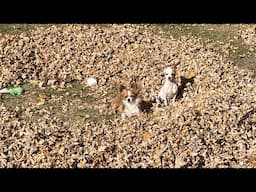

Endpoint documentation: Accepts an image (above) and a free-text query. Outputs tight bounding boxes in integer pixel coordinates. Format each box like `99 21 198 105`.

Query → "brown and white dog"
111 82 142 119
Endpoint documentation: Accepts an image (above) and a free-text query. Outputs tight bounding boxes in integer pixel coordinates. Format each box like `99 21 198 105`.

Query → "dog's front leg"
172 95 176 104
121 113 127 120
164 97 168 106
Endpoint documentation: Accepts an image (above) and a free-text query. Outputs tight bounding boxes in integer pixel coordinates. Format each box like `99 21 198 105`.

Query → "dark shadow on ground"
140 99 155 113
176 76 196 100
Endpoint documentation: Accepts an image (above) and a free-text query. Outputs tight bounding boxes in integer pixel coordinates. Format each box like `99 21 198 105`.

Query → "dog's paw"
121 113 127 120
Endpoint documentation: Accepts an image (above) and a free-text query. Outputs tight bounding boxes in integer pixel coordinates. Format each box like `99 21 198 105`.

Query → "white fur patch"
123 97 141 118
165 67 173 75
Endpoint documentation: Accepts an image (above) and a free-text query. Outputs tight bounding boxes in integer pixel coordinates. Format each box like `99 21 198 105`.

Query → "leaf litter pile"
0 24 255 168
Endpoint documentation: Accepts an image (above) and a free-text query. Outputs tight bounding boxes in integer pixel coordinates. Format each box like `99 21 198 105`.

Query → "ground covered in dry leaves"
0 24 255 168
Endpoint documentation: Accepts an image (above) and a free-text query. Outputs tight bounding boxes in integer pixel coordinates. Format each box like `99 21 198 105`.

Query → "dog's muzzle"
127 97 133 103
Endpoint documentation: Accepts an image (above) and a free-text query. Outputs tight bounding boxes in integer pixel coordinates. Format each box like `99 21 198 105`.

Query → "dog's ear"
130 82 139 89
156 62 166 71
130 75 138 83
161 64 166 71
130 82 137 89
172 64 178 74
130 82 141 94
119 85 126 92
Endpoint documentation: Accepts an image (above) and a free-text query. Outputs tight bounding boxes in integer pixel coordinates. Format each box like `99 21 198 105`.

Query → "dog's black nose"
127 98 131 102
168 76 172 80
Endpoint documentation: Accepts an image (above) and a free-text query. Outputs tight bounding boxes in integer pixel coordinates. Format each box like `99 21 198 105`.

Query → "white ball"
87 77 98 86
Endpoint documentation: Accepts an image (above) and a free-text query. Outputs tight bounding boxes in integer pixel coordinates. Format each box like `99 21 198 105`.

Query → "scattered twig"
238 108 256 127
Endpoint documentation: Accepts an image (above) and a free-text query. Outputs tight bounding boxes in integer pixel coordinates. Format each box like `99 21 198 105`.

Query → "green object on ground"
8 87 23 96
